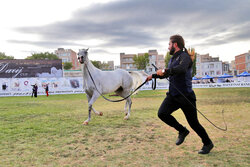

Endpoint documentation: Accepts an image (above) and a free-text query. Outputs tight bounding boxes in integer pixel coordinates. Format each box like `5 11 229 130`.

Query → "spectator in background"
2 83 7 90
210 78 215 83
45 84 49 97
31 84 38 97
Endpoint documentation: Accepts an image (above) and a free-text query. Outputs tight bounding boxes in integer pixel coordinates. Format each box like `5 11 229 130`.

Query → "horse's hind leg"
116 89 128 113
124 97 132 120
120 89 132 120
116 89 132 120
124 100 128 112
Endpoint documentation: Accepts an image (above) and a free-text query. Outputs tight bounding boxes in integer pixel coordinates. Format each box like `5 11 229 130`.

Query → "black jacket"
152 50 193 96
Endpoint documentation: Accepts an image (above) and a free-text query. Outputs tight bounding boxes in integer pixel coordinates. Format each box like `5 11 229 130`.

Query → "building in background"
120 50 165 73
55 48 81 70
120 53 137 70
63 70 83 77
144 50 165 73
196 53 222 77
222 61 230 74
229 60 237 76
235 51 250 74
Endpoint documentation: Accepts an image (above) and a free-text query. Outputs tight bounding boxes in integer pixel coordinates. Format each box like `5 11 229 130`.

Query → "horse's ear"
86 48 89 52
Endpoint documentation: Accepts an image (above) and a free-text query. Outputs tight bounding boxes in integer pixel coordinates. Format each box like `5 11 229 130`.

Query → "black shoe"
198 142 214 154
176 128 189 145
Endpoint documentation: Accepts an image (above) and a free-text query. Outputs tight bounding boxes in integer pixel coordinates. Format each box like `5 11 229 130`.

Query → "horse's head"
77 48 89 64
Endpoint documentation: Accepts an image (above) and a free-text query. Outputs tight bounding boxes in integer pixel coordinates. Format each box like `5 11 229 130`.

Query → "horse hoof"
124 116 129 120
99 112 103 116
83 121 89 125
125 113 128 116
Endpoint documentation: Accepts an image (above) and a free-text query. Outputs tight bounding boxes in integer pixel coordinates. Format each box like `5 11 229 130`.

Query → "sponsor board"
140 81 250 90
0 59 62 78
0 77 249 97
0 77 84 97
192 82 250 88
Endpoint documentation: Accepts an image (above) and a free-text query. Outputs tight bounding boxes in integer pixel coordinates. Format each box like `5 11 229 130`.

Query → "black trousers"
158 91 212 145
32 91 37 97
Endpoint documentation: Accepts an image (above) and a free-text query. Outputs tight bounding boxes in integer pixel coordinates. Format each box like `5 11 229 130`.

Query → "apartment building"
196 53 222 77
201 61 222 76
235 51 250 74
120 53 137 70
145 50 165 73
120 50 165 72
55 48 81 70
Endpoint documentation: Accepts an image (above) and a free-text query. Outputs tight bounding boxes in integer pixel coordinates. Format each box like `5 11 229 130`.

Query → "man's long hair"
170 34 195 61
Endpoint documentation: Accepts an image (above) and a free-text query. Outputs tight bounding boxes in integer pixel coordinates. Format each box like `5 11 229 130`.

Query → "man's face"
168 41 175 55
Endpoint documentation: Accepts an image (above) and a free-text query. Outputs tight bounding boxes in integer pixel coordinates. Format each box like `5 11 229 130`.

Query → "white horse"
78 48 135 125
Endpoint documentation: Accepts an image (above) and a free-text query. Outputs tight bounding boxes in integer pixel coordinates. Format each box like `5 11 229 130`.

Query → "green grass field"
0 88 249 167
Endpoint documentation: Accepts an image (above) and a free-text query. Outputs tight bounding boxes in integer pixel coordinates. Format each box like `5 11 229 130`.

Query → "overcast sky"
1 0 249 65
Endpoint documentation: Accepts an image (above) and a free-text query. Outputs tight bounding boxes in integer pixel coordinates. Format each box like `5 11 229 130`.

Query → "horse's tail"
129 71 147 95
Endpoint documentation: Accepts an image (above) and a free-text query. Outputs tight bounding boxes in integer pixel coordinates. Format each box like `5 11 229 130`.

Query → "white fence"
0 77 249 97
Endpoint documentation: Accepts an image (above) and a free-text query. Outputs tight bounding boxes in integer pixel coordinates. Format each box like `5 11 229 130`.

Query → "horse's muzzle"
78 56 84 64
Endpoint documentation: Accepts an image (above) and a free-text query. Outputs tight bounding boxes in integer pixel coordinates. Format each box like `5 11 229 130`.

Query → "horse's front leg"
83 91 100 125
86 93 103 116
92 107 103 116
83 104 92 125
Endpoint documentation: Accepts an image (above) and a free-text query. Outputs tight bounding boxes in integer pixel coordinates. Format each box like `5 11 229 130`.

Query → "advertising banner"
0 77 249 97
0 77 84 97
192 82 250 88
0 59 63 78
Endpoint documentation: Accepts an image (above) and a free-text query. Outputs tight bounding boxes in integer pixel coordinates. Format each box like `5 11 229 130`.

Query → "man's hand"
146 75 153 81
156 69 165 76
